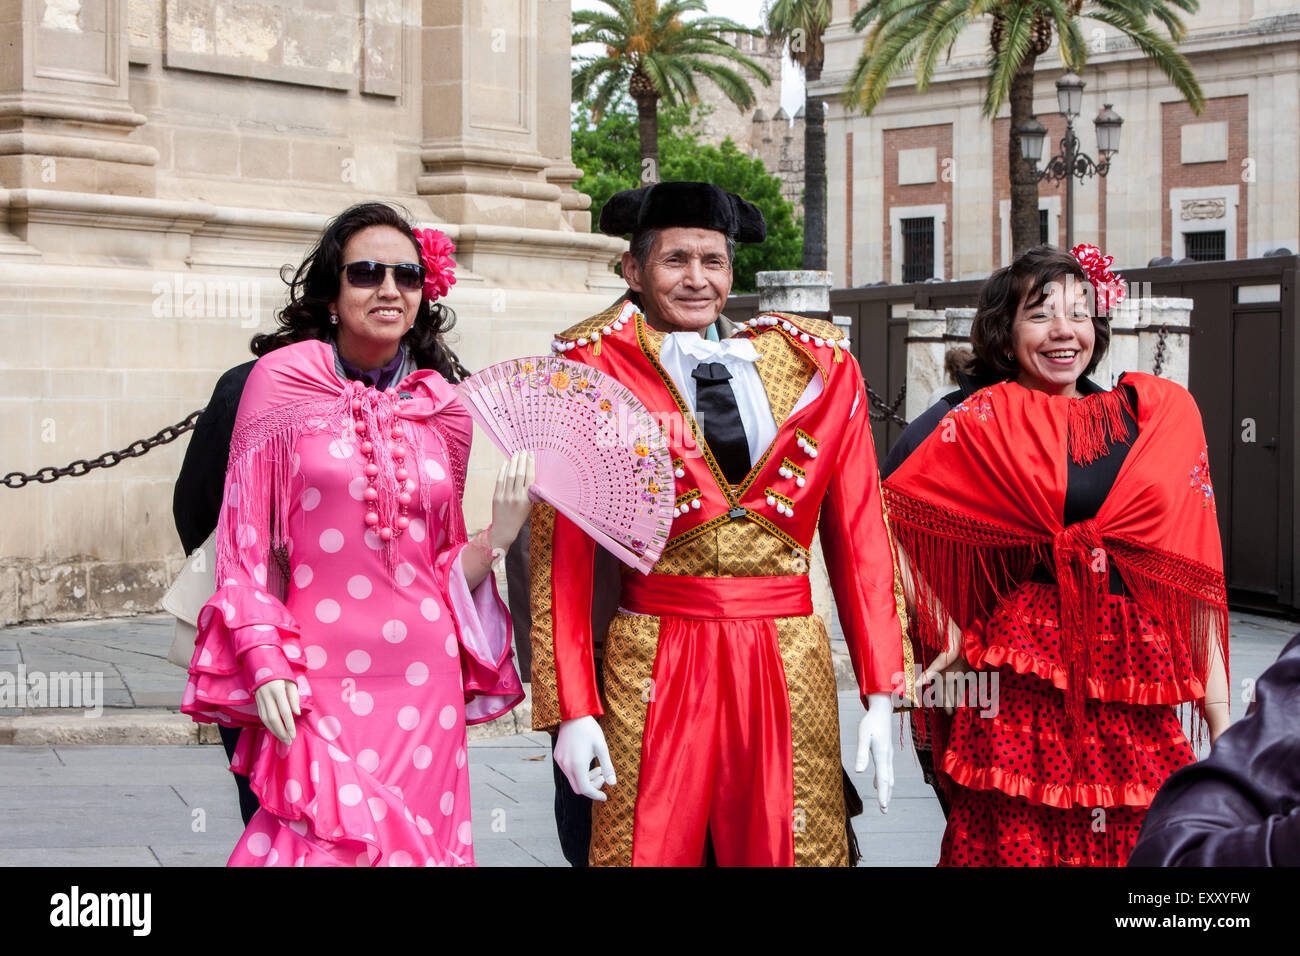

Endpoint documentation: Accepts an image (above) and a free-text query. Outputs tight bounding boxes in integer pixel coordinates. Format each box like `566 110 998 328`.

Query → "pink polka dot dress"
182 341 523 866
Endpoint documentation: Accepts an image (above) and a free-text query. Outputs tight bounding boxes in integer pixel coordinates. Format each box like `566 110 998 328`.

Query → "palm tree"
766 0 833 270
846 0 1205 257
573 0 772 185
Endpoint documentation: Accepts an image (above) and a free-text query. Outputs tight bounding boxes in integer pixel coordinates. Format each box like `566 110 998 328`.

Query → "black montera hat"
599 181 766 243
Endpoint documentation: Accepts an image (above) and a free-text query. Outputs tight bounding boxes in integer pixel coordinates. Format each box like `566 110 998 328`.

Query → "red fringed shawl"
883 373 1228 755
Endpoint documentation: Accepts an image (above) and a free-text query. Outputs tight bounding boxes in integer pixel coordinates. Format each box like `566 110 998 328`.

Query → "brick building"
813 0 1300 285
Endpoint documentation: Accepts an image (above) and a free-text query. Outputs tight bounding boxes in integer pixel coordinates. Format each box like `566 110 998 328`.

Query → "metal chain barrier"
3 409 204 489
1151 324 1169 378
865 380 909 428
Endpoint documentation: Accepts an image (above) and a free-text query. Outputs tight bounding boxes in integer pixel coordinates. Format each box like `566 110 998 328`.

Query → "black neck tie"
691 362 750 485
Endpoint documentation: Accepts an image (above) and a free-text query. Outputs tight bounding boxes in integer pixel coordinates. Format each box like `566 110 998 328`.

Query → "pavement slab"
0 608 1293 865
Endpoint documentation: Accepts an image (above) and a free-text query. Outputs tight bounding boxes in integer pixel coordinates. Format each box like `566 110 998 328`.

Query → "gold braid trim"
756 311 845 344
635 313 737 506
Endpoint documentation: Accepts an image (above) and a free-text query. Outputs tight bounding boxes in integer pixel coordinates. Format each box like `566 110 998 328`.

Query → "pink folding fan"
455 356 676 573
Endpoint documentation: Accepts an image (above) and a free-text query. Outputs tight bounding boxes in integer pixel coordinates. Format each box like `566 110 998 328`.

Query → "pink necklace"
348 381 411 541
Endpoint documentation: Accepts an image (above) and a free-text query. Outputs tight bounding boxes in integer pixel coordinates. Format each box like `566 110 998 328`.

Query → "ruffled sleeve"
182 584 311 727
439 544 525 724
181 352 323 728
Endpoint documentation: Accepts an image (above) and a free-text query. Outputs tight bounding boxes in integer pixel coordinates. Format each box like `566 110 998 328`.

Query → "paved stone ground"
0 610 1293 865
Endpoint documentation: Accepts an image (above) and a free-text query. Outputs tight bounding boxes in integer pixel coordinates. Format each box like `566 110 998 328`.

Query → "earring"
330 314 339 325
1004 351 1013 360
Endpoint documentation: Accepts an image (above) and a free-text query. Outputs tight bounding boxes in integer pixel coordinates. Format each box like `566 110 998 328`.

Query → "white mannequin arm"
854 692 895 813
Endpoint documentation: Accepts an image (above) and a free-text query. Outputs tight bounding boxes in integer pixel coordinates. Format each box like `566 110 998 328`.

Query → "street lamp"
1018 73 1122 250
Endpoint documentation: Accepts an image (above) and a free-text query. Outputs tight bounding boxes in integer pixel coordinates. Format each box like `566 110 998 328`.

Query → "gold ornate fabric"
760 310 844 344
752 330 817 428
649 519 804 577
776 614 849 866
556 300 628 343
589 610 661 867
527 503 561 732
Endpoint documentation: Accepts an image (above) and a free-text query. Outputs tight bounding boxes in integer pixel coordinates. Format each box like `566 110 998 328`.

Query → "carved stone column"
0 0 157 195
537 0 590 232
418 0 562 229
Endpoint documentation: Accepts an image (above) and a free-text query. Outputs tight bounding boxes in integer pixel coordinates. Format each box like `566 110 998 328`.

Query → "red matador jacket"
529 299 910 731
881 374 1229 749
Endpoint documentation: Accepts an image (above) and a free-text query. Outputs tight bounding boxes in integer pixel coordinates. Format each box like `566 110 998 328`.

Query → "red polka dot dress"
935 384 1200 866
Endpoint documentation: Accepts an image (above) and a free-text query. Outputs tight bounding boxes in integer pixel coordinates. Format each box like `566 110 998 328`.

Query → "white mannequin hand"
255 679 300 746
854 692 894 813
555 715 616 802
489 451 536 551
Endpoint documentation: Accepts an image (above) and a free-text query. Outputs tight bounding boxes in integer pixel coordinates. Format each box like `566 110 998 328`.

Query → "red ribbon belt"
620 574 812 620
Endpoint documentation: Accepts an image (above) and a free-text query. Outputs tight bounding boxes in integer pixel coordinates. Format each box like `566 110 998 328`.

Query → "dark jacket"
173 361 257 554
1130 631 1300 866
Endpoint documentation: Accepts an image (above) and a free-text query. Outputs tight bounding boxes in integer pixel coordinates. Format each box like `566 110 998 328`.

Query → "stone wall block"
87 560 171 617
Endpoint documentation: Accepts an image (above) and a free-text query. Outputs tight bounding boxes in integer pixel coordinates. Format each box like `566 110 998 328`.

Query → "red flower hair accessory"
1071 242 1126 315
413 227 457 302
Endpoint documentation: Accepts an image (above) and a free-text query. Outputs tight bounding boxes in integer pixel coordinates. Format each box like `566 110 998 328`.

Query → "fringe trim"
217 387 458 587
884 488 1229 762
1067 386 1134 465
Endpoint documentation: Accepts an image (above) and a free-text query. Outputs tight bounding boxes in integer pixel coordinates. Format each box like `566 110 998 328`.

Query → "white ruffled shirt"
659 330 824 467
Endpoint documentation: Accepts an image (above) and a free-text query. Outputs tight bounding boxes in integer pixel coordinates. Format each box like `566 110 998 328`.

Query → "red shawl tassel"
1068 387 1135 466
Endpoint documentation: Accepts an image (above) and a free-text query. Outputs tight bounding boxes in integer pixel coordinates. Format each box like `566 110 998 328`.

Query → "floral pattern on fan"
455 356 676 573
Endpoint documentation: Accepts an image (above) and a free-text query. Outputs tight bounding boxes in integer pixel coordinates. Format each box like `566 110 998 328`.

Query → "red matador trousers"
596 573 842 867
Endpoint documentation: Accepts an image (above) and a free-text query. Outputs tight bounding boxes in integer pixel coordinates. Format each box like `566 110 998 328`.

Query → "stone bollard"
756 270 833 315
942 307 976 394
1097 297 1138 388
1136 298 1194 389
904 309 946 422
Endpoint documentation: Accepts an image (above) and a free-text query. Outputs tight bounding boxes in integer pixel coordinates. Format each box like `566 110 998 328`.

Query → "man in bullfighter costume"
529 181 910 866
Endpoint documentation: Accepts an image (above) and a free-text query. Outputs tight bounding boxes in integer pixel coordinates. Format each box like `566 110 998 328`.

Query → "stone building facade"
693 31 806 219
0 0 626 624
813 0 1300 285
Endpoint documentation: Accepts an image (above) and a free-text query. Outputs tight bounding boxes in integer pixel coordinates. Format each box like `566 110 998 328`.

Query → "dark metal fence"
726 255 1299 617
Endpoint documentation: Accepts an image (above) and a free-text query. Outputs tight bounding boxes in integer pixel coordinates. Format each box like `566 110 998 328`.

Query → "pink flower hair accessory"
413 227 457 302
1071 242 1126 316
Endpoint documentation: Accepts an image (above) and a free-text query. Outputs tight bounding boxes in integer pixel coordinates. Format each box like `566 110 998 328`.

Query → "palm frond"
983 3 1038 118
688 61 759 109
1040 0 1087 72
844 11 930 113
1088 10 1205 111
1150 2 1190 41
573 56 625 104
851 0 932 34
914 0 985 91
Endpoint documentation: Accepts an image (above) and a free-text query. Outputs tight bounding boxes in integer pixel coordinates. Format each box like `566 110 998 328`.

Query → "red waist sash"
620 574 812 620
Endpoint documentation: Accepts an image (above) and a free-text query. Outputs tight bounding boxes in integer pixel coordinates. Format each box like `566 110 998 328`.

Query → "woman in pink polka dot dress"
182 203 529 866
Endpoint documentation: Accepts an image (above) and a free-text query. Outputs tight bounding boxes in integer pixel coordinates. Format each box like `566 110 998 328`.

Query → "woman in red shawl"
883 245 1230 866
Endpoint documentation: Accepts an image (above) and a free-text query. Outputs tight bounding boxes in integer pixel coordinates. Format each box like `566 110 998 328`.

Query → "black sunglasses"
343 260 426 292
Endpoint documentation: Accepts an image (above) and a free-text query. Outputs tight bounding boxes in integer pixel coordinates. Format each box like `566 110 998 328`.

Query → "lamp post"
1016 73 1122 250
